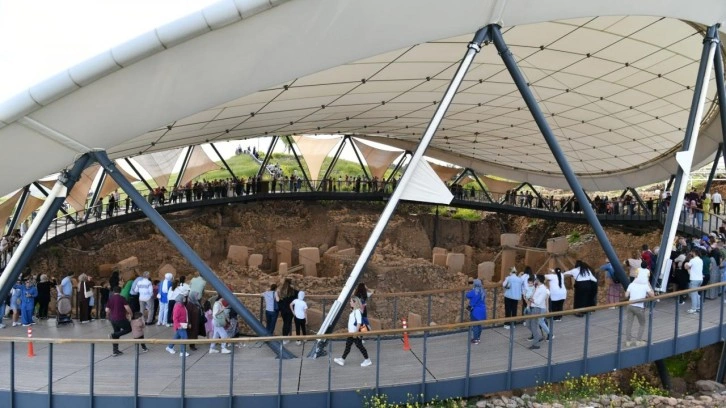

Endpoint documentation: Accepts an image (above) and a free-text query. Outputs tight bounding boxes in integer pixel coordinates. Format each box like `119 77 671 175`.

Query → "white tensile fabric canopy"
0 0 725 197
131 149 183 189
178 146 221 186
292 135 341 181
351 138 404 179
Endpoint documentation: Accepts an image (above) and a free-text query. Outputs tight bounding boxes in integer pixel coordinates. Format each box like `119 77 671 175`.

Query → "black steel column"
523 182 551 210
704 144 722 195
174 146 194 190
83 171 107 222
319 137 346 190
491 24 629 286
32 182 76 225
0 154 92 303
256 136 279 178
6 185 30 234
467 169 493 202
210 143 238 182
714 38 726 186
91 150 294 359
654 25 720 289
385 151 409 184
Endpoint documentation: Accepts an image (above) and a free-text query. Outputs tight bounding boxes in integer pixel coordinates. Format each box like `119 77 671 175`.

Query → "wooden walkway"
0 296 719 398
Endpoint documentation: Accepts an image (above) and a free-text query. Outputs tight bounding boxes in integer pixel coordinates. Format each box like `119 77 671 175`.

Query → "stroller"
56 292 73 326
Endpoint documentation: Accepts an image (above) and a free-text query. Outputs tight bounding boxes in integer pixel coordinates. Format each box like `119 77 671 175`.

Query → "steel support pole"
174 146 194 190
33 182 76 225
654 25 719 289
385 151 409 184
319 137 346 189
467 169 493 202
704 144 722 195
0 154 92 303
308 26 492 358
523 182 550 210
210 143 238 182
627 187 651 216
91 150 295 359
286 135 313 191
83 170 107 222
714 36 726 186
125 158 154 192
256 136 280 178
6 185 30 234
490 24 629 285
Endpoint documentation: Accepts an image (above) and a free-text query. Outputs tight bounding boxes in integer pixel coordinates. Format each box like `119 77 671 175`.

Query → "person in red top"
106 286 132 357
641 244 654 271
165 291 190 357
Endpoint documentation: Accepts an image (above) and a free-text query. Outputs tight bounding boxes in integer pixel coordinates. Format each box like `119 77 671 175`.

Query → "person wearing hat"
209 297 231 354
166 290 190 357
466 279 487 344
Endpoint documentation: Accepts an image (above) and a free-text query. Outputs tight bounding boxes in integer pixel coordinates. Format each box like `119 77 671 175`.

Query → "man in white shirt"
685 249 704 313
713 191 722 214
624 270 655 347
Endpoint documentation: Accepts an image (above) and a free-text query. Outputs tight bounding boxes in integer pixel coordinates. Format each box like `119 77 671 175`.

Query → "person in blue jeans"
166 292 190 357
466 279 487 344
262 284 279 335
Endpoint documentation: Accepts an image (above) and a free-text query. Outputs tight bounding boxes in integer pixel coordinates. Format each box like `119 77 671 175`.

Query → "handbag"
179 322 188 329
83 282 93 299
359 323 371 332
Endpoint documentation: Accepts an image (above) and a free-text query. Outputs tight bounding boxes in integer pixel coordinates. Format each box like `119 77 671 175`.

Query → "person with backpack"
333 297 372 368
209 297 231 354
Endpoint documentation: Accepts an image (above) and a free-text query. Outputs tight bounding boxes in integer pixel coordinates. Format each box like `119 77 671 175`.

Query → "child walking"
290 291 308 345
130 312 149 353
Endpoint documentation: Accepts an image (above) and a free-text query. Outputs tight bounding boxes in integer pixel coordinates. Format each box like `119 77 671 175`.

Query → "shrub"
630 373 669 397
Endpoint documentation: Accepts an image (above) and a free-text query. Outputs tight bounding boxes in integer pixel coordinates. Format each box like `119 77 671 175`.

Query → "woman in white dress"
544 268 567 321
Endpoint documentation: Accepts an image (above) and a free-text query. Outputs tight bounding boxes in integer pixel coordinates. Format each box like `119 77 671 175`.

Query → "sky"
0 0 218 104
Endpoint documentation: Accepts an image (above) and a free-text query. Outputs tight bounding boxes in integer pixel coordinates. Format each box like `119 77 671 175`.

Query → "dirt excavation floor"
29 201 664 330
28 200 721 394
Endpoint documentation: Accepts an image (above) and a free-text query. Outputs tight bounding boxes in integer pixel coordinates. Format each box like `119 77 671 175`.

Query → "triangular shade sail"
97 162 140 199
17 196 44 226
67 164 101 213
292 136 341 181
352 138 403 179
481 176 519 195
179 146 221 186
0 190 22 234
428 162 460 182
132 149 183 189
401 160 453 205
456 175 476 185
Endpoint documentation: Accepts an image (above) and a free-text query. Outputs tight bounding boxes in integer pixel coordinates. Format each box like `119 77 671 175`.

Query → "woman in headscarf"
185 291 205 351
564 260 598 316
544 268 566 321
466 279 487 344
166 291 190 357
35 274 55 320
78 273 92 323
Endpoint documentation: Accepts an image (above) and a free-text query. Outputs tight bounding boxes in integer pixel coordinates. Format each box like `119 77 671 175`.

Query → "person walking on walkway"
166 291 190 357
502 268 522 329
564 260 598 317
290 291 308 345
466 279 487 344
278 278 298 343
685 249 704 314
527 275 550 350
106 286 132 357
624 269 654 347
334 297 372 367
209 297 231 354
600 259 622 307
544 268 566 321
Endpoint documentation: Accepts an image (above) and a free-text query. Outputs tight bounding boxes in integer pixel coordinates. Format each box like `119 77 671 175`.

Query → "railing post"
88 343 95 408
583 313 590 374
134 344 139 408
421 330 428 404
48 343 53 407
229 344 235 408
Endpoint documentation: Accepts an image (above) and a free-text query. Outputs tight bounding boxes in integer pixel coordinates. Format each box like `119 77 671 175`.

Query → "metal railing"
1 281 725 407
